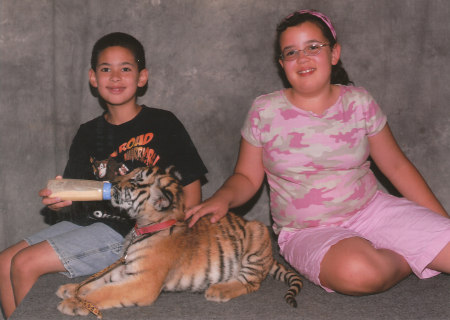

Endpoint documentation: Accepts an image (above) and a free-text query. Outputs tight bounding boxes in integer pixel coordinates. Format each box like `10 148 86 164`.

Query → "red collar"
134 219 177 236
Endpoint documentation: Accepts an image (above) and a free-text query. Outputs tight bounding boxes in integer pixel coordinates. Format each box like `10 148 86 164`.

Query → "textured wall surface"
1 0 450 249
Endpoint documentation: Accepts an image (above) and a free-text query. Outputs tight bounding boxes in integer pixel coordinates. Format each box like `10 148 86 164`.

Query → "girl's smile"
297 68 316 76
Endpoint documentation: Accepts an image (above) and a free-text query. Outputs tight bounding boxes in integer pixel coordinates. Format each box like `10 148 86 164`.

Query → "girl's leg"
10 240 66 307
319 237 411 295
280 193 449 295
346 192 450 280
427 242 450 273
0 241 29 318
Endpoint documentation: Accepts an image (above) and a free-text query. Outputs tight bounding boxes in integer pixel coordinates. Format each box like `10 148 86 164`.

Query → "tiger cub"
56 166 302 316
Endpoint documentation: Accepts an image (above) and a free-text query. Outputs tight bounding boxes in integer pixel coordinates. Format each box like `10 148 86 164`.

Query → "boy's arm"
183 179 202 209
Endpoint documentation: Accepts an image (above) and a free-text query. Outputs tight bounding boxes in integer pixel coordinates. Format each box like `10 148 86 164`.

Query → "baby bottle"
47 179 112 201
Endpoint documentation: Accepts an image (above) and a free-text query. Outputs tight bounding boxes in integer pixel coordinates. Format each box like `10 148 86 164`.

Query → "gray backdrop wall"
1 0 449 250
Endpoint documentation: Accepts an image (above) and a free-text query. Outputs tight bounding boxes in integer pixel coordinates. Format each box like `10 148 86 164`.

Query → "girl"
0 32 207 318
186 10 450 295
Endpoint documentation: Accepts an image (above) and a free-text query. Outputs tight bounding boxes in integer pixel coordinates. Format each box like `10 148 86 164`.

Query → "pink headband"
285 9 337 40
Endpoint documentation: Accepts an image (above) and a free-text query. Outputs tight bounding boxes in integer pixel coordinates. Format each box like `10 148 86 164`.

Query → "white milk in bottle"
47 179 112 201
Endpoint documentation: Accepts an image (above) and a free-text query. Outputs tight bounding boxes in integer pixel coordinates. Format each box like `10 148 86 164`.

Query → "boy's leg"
0 241 29 318
1 221 122 318
319 237 411 295
11 240 66 307
1 221 80 318
24 221 123 279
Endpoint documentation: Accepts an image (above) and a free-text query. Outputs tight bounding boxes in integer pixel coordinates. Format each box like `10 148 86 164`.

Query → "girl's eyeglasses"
280 43 329 61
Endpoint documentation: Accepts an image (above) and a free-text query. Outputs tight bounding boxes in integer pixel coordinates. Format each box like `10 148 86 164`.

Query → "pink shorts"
278 191 450 292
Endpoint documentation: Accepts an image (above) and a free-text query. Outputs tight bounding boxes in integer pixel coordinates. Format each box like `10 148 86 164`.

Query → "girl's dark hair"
275 11 353 86
90 32 146 71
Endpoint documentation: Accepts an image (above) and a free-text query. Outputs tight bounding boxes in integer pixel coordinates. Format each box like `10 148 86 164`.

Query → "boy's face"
89 46 148 108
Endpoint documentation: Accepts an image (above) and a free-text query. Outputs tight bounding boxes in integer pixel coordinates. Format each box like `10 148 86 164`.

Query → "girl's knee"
320 248 404 295
340 255 390 293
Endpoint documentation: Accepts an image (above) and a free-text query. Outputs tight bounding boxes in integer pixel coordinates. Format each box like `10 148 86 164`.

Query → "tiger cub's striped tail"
270 261 303 308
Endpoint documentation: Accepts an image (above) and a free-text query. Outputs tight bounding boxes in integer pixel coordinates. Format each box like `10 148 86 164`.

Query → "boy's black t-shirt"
59 105 207 236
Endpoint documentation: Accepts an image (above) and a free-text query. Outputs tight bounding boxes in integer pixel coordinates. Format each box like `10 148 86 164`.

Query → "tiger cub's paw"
57 297 90 316
205 284 234 303
56 283 79 299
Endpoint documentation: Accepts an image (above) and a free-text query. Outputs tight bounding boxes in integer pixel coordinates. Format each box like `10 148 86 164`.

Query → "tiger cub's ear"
165 166 182 181
150 185 174 211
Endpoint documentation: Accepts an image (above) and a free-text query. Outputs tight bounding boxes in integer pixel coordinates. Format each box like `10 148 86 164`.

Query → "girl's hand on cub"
185 196 230 227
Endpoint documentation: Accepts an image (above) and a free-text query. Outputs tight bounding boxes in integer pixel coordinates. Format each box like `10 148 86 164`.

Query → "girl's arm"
185 138 265 227
368 124 448 217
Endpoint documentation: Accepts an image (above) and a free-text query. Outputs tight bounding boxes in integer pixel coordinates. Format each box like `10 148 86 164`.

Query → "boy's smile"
107 86 126 94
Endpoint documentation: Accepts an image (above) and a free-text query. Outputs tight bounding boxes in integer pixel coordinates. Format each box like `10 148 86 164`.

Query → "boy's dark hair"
275 11 353 86
91 32 146 71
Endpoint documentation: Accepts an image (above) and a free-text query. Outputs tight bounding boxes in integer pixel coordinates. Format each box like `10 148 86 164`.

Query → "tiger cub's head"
110 166 184 223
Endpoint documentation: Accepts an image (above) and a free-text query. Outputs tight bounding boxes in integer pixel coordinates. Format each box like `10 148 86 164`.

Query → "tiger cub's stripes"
56 166 302 316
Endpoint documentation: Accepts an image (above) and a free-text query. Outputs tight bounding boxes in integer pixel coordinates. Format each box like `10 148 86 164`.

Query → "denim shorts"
278 191 450 292
25 221 123 278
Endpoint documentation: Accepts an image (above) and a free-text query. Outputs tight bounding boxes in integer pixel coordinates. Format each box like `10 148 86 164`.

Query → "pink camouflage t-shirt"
241 85 387 233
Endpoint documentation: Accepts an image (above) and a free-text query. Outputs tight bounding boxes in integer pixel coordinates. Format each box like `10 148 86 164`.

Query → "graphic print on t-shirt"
90 132 160 180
